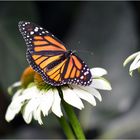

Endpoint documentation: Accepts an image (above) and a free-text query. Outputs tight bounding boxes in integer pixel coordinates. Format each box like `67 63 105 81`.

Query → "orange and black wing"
26 50 65 86
61 54 92 86
19 21 92 86
18 21 66 55
26 51 92 86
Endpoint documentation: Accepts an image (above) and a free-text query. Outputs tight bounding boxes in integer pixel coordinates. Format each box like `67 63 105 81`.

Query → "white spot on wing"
30 31 34 35
80 76 84 79
34 28 38 32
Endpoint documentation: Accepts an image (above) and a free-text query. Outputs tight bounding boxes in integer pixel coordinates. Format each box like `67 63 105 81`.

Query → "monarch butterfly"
18 21 92 86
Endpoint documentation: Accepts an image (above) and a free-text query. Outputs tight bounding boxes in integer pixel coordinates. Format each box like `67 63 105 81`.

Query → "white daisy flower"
123 51 140 76
5 67 111 125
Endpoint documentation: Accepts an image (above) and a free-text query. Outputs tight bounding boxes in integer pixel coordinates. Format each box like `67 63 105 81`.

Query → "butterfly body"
19 21 92 86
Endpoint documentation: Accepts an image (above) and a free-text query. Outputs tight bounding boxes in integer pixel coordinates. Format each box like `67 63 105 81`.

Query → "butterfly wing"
26 50 92 86
19 21 92 86
61 54 92 86
26 50 64 86
18 21 66 55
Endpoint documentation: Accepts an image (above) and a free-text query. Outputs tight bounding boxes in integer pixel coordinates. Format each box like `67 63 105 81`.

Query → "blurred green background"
1 1 140 139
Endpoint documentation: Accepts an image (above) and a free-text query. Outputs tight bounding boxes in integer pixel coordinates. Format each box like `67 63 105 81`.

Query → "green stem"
58 87 86 140
62 101 86 140
57 116 76 139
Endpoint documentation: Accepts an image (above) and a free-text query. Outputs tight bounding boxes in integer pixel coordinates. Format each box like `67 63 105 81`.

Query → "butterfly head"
67 50 76 55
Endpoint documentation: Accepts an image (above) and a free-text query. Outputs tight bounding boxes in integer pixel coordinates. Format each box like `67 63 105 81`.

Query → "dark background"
0 1 140 139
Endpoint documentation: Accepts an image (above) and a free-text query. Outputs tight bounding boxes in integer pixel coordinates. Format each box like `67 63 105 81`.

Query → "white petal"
12 87 39 106
12 89 23 100
77 85 102 101
12 81 22 87
23 98 40 124
40 89 54 116
52 89 63 117
5 100 23 122
8 81 22 95
123 51 140 67
5 88 31 122
22 86 39 99
24 112 32 124
5 86 41 123
72 86 96 106
33 106 43 125
90 67 107 77
129 54 140 72
129 71 133 77
91 78 112 90
62 87 84 110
